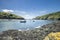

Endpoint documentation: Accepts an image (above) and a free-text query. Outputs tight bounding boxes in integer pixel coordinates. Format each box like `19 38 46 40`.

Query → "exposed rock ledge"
0 21 60 40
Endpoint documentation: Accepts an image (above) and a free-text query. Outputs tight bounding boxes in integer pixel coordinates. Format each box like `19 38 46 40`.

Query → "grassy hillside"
0 12 24 19
34 11 60 20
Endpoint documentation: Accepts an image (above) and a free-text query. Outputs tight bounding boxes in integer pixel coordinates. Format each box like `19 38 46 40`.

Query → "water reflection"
0 19 55 32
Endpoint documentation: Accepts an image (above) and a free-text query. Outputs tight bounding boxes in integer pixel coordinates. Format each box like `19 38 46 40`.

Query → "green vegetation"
0 12 24 19
34 11 60 20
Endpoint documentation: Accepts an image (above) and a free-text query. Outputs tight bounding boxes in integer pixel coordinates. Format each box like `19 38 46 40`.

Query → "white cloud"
14 10 26 14
13 10 34 19
40 11 47 14
19 11 26 14
2 9 14 12
38 10 49 16
20 14 35 19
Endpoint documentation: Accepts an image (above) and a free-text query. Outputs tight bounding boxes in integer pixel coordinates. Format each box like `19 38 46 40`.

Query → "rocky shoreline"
0 21 60 40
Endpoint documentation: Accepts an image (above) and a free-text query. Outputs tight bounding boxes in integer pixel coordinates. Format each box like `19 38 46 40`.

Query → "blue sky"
0 0 60 19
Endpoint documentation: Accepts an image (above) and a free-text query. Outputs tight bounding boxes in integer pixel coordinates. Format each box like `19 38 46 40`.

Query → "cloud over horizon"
2 9 14 13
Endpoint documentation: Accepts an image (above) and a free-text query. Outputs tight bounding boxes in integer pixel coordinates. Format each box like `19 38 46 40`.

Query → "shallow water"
0 19 55 32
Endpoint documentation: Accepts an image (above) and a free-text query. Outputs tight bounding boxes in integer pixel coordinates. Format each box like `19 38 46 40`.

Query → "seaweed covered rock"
44 32 60 40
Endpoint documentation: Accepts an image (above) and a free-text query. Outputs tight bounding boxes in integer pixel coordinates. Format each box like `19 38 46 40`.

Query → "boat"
20 20 26 23
33 20 35 22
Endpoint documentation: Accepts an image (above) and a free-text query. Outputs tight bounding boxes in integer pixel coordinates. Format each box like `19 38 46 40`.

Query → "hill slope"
34 11 60 20
0 12 24 19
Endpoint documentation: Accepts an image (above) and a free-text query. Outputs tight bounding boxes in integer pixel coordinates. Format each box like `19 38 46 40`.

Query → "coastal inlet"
0 19 55 32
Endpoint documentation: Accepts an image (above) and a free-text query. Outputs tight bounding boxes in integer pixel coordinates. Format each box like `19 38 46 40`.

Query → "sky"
0 0 60 19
